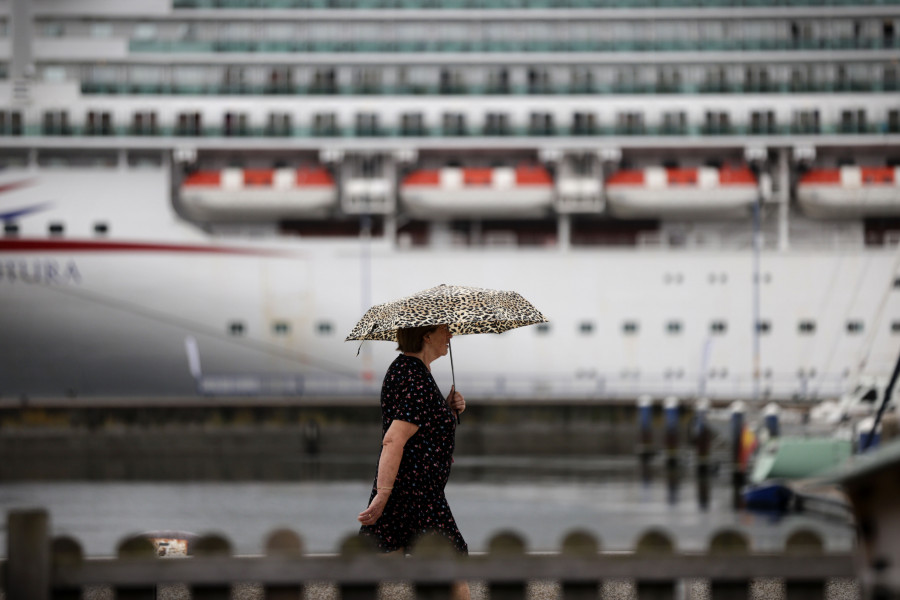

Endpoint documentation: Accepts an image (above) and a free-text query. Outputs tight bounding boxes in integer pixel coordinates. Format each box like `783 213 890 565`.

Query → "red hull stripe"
0 238 290 256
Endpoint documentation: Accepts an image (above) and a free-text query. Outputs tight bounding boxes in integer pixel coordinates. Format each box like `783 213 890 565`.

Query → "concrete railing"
2 508 858 600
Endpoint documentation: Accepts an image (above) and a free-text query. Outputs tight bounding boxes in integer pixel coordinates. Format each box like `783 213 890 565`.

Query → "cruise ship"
0 0 899 404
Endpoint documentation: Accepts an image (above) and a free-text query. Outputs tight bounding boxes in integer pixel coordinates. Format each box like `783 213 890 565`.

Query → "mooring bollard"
693 398 712 511
663 396 679 470
694 398 711 471
636 395 654 478
7 509 50 600
729 401 746 509
764 402 780 439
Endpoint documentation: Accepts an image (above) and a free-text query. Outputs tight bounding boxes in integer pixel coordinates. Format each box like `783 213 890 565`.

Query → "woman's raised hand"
447 386 465 415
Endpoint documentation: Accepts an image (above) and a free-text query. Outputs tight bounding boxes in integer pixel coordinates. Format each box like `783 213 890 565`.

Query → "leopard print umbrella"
345 284 548 342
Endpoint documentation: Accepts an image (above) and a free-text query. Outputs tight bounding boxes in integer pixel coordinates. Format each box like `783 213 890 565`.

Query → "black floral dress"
359 353 468 554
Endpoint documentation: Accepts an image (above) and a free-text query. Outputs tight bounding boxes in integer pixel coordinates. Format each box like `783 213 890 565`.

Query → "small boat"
750 437 853 484
742 480 794 512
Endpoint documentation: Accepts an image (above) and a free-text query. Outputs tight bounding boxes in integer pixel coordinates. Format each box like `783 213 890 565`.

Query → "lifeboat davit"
797 166 900 218
606 166 758 219
401 165 554 218
180 167 336 222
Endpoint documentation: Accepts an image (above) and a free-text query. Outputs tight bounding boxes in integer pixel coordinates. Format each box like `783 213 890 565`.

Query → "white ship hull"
1 168 897 402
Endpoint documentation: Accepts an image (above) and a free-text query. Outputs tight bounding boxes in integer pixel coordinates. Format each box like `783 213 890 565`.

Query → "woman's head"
396 325 440 353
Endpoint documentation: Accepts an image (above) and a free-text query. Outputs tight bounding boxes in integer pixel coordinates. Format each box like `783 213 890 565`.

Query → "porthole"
578 321 594 335
710 320 727 334
536 323 551 335
756 320 771 334
316 321 333 335
666 321 682 334
273 322 291 335
798 320 816 334
622 321 639 335
846 320 864 334
229 321 245 336
48 222 64 236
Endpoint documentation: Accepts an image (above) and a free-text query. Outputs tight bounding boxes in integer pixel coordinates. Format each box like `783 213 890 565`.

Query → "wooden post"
7 508 50 600
50 536 83 600
190 534 233 600
114 535 157 600
708 529 750 600
338 535 379 600
487 532 528 600
560 530 600 600
784 529 826 600
412 532 458 600
264 528 305 600
634 529 676 600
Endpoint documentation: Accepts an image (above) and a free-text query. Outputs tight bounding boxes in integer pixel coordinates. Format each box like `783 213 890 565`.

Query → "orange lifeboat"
606 166 758 219
401 165 554 218
797 167 900 218
180 167 336 222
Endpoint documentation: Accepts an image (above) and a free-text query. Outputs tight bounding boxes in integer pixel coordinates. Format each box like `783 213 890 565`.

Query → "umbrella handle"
449 340 460 425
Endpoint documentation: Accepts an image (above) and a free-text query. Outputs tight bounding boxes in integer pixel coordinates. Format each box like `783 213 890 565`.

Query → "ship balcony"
401 166 554 219
179 167 337 222
797 166 900 218
606 166 759 219
172 0 897 7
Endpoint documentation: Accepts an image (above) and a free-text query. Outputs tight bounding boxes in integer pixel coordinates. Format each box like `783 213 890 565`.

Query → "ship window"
756 320 771 334
355 113 379 137
0 111 23 136
846 320 864 334
622 321 639 335
4 223 19 236
86 110 113 136
313 113 337 137
48 223 65 236
536 323 551 335
529 112 554 136
93 222 109 235
891 321 900 333
710 320 727 334
798 320 816 334
579 321 594 335
273 322 291 336
224 112 249 137
442 112 466 136
266 113 292 137
229 321 245 336
893 276 900 288
666 321 682 334
401 113 425 136
316 321 333 335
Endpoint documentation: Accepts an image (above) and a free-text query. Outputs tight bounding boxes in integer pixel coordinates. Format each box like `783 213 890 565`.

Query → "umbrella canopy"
345 284 548 342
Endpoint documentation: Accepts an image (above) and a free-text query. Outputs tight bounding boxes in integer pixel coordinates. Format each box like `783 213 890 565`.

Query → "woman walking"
357 323 470 600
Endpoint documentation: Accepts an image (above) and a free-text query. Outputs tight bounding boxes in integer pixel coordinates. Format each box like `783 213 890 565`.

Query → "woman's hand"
447 386 465 415
358 490 391 526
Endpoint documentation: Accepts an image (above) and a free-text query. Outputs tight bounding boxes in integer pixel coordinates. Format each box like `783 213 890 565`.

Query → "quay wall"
0 421 643 481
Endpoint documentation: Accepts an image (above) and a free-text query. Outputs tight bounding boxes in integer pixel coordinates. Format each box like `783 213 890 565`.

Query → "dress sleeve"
389 361 430 428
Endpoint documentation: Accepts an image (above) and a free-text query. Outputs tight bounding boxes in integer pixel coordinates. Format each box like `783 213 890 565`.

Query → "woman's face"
425 325 452 357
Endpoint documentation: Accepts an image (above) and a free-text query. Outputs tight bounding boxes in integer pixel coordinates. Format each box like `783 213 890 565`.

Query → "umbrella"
346 284 548 420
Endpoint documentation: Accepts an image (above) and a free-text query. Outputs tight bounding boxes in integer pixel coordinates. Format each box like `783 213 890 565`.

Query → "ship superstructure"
0 0 898 401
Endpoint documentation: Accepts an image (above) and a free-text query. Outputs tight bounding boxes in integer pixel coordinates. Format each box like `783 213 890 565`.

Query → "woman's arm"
357 419 419 526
